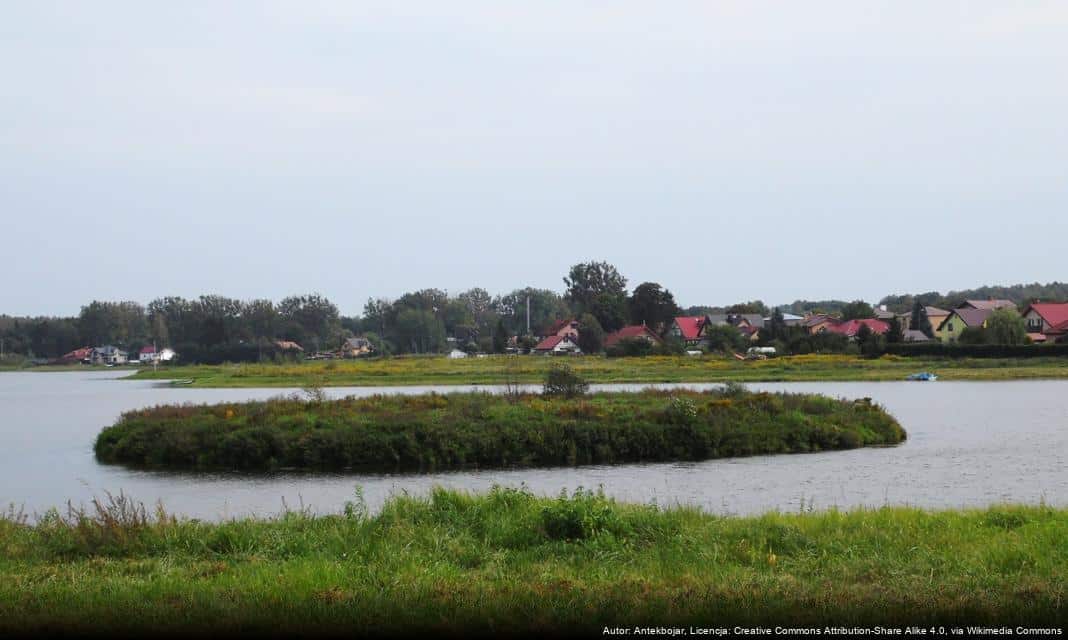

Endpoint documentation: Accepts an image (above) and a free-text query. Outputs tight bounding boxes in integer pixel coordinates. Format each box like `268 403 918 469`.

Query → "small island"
94 386 906 472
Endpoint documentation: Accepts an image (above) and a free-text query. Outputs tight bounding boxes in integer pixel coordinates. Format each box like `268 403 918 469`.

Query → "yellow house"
935 308 992 343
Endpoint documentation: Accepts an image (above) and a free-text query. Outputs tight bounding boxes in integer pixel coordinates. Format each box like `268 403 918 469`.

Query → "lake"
1 370 1066 519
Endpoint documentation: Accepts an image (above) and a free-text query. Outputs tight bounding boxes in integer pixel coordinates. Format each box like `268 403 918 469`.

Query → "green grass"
124 353 1068 387
93 389 905 472
0 488 1064 634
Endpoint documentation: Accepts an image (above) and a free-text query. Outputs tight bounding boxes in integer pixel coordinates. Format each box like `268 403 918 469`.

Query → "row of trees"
1 266 1053 363
0 294 342 361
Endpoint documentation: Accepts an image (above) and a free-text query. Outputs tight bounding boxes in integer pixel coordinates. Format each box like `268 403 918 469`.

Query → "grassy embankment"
0 488 1064 634
94 388 905 472
125 353 1068 387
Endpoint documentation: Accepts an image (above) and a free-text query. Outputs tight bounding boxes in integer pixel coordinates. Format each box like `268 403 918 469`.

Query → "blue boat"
906 372 938 381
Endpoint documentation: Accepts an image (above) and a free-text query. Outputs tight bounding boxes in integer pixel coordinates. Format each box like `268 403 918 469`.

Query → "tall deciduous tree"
576 313 604 354
564 261 628 332
984 309 1028 345
627 282 680 330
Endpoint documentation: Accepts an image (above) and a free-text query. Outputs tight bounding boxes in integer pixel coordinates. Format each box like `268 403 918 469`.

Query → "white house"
533 335 582 355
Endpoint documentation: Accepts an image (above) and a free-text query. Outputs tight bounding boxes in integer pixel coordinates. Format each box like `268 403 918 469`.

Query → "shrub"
542 364 590 398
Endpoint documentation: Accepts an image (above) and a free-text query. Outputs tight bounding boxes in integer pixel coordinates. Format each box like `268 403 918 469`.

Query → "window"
948 322 954 332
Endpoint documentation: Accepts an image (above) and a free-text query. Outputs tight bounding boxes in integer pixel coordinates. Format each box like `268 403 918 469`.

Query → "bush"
542 364 590 398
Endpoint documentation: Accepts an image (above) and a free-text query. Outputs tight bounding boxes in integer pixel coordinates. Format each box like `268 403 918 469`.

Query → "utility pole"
526 296 530 335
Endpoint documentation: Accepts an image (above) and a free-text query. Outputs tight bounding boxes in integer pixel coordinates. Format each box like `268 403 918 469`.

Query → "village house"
666 316 707 347
1020 303 1068 343
339 336 374 358
533 335 582 355
56 347 93 364
957 299 1016 311
603 324 663 350
803 314 840 335
138 346 177 364
823 318 890 339
91 345 128 365
274 340 304 352
935 307 992 343
538 318 580 340
922 306 951 332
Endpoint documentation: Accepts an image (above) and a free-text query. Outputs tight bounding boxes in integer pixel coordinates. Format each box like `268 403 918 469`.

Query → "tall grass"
0 488 1064 634
94 388 906 472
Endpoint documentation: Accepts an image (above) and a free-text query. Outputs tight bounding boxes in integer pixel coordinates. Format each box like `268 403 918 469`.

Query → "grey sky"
3 2 1066 316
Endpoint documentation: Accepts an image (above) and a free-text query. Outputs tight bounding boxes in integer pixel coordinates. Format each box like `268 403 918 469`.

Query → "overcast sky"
3 2 1066 316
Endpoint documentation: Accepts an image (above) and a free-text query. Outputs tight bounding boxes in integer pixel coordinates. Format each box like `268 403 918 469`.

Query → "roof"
541 318 577 336
924 306 950 316
274 340 304 351
803 314 836 327
705 313 765 328
604 325 663 348
672 316 705 341
824 318 889 337
1027 333 1048 343
62 347 93 359
1048 318 1068 335
959 299 1016 311
939 307 992 330
534 335 575 350
139 346 156 354
1022 303 1068 329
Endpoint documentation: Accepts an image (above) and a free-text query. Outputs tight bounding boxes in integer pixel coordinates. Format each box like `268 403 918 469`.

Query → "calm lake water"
1 370 1066 519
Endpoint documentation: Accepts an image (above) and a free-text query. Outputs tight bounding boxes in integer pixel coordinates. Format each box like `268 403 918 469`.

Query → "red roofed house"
1021 303 1068 342
539 318 580 341
604 325 663 349
823 318 890 339
56 347 92 364
533 335 581 355
666 316 706 347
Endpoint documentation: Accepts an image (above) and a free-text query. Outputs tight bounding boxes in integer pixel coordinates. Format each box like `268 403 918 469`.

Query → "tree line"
1 268 1059 363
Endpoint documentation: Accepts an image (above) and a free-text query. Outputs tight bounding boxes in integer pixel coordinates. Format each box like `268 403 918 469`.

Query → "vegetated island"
124 353 1068 387
94 386 905 472
0 488 1063 634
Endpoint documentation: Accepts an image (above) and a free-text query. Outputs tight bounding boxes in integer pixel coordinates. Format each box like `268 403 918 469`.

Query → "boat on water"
906 372 938 381
170 379 194 385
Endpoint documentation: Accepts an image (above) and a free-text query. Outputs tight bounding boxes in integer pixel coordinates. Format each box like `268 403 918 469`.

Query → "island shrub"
94 389 906 473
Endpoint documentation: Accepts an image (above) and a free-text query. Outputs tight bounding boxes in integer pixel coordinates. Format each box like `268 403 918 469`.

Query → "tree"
393 309 446 354
909 301 932 336
564 261 628 331
493 288 572 337
885 317 904 344
576 313 604 354
841 300 875 321
278 294 340 352
856 322 885 356
984 309 1028 345
492 317 508 354
726 300 769 316
703 324 746 354
627 282 680 330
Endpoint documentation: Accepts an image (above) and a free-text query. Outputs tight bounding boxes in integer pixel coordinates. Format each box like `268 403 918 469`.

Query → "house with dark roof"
604 325 663 350
935 308 992 343
533 335 581 354
91 345 128 365
803 314 840 335
957 299 1016 311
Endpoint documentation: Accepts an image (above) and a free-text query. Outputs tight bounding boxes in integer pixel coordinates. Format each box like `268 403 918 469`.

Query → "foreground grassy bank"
0 488 1064 635
94 389 905 471
125 354 1068 387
